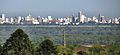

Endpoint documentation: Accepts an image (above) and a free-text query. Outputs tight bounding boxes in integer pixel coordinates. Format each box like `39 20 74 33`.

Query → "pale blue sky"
0 0 120 17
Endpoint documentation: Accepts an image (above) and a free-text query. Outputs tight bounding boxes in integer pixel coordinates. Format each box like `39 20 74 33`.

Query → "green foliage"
0 26 120 55
0 26 120 45
88 45 105 55
0 45 2 54
2 29 34 55
56 45 81 55
108 44 120 55
56 45 64 55
36 39 58 55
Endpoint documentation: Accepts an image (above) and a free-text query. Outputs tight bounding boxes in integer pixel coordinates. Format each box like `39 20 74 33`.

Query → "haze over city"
0 0 120 55
0 0 120 17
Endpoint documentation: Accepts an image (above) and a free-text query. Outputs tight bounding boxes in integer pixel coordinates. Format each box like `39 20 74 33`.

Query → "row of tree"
0 29 57 55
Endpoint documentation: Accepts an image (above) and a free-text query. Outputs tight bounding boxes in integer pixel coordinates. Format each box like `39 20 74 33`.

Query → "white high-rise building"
87 18 92 22
92 16 96 21
80 15 85 23
10 17 14 23
48 16 52 20
5 18 9 23
108 19 112 24
26 14 33 21
2 14 5 21
100 16 107 23
43 18 48 23
66 16 73 23
32 18 39 24
24 14 34 24
60 18 64 22
17 16 22 24
115 18 119 24
79 11 85 23
92 16 98 23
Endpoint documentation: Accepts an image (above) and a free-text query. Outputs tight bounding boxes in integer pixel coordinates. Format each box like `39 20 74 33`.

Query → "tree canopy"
36 39 57 55
2 29 34 55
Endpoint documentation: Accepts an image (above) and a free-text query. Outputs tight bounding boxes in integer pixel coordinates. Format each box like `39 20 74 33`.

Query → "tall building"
114 18 119 24
2 14 5 21
92 16 98 23
108 18 112 24
78 11 81 22
72 14 75 23
101 16 107 23
5 18 9 23
48 16 52 20
98 13 102 23
37 16 42 23
25 14 33 24
78 11 85 23
10 17 14 23
26 14 33 21
81 15 85 23
17 16 22 24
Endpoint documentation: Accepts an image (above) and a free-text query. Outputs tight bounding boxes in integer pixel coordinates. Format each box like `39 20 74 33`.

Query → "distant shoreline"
0 24 120 27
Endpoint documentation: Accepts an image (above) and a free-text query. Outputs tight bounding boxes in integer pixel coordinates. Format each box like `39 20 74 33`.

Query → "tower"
72 14 75 23
2 14 5 21
98 13 102 22
78 11 85 23
78 11 82 22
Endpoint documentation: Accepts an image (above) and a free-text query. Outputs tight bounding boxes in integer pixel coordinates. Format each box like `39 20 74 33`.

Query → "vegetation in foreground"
0 29 120 55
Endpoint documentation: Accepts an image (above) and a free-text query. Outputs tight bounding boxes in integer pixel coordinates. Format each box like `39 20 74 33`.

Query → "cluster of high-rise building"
0 11 120 25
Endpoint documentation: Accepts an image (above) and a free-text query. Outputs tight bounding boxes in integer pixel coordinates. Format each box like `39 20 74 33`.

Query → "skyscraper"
78 11 85 23
78 11 81 22
48 16 52 20
98 13 102 22
72 14 75 23
2 14 5 21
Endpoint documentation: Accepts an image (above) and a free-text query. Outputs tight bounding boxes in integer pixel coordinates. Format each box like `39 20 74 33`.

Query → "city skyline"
0 11 120 25
0 0 120 17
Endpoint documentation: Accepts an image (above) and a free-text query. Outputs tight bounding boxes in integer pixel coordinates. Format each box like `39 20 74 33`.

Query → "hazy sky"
0 0 120 17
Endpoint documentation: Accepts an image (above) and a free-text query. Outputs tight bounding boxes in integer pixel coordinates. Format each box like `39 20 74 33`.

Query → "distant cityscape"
0 11 120 25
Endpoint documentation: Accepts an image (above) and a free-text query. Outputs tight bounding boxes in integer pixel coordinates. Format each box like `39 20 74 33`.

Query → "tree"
89 45 104 55
56 45 64 55
108 44 120 55
2 29 34 55
0 45 2 54
77 51 84 55
37 39 57 55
